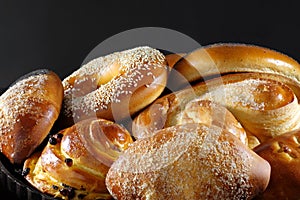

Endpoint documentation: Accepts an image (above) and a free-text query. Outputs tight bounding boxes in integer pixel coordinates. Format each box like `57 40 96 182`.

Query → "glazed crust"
2 43 300 199
133 72 300 147
23 118 133 200
170 43 300 89
254 129 300 199
0 69 63 164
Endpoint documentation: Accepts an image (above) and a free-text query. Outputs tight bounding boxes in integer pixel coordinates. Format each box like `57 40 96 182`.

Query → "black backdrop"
0 0 299 89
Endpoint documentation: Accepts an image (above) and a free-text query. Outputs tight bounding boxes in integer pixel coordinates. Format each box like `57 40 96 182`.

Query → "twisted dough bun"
133 99 248 145
170 43 300 89
23 118 133 200
60 46 168 128
106 123 271 200
254 129 300 199
0 69 63 164
133 72 300 148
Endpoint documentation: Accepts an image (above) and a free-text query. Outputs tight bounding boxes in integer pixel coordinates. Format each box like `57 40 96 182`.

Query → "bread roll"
170 43 300 89
23 118 133 199
254 128 300 199
106 123 271 200
0 69 63 164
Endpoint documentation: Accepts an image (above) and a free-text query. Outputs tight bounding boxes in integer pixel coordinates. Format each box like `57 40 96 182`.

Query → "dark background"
0 0 299 89
0 0 299 198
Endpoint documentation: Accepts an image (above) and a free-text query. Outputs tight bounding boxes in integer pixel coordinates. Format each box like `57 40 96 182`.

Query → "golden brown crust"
133 99 248 145
106 123 271 200
133 72 300 147
23 118 133 200
4 43 299 199
59 46 168 128
254 129 300 199
165 53 186 69
0 69 63 164
170 43 300 89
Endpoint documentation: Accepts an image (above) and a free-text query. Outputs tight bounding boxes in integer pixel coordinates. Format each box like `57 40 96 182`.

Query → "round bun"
59 46 168 128
23 118 133 199
254 129 300 199
106 123 271 200
170 43 300 89
0 69 63 164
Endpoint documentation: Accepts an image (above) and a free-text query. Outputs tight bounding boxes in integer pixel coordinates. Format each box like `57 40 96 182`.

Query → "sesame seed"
62 46 166 120
0 74 48 144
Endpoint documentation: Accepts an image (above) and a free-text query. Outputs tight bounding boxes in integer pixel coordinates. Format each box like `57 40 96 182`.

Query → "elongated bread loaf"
0 69 63 164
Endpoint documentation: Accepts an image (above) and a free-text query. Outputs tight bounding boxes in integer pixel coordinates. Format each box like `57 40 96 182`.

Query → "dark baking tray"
0 153 59 200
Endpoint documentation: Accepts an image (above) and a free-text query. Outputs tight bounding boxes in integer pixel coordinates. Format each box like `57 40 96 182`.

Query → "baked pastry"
22 118 134 200
133 72 300 147
59 46 169 128
106 123 271 200
254 128 300 199
2 43 298 199
133 99 248 145
170 43 300 89
0 69 63 164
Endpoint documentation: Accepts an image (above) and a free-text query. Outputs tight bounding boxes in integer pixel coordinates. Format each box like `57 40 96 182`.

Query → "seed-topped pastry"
0 69 63 164
59 46 169 128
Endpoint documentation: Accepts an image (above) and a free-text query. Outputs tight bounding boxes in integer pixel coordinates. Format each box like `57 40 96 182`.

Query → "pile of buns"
1 44 300 199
